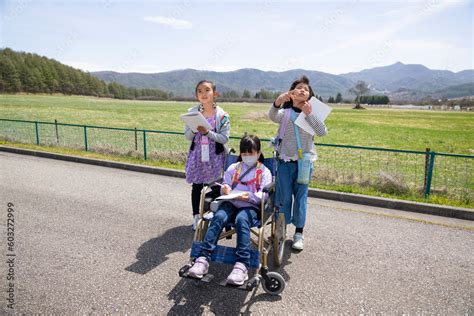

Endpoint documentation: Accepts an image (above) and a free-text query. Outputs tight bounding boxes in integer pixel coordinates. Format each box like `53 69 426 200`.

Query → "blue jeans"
275 160 309 228
200 202 257 268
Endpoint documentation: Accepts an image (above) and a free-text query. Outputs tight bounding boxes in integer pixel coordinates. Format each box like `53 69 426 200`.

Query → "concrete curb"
309 189 473 221
2 145 473 221
0 145 185 178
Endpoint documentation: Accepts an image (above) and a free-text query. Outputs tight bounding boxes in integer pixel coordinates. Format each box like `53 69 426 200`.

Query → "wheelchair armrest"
205 184 222 199
262 182 275 194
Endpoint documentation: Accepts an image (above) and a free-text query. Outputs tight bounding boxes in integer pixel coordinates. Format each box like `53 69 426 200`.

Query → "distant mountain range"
92 62 473 101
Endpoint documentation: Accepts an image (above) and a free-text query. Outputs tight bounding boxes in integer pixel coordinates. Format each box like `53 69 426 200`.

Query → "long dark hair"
282 75 315 109
237 134 265 163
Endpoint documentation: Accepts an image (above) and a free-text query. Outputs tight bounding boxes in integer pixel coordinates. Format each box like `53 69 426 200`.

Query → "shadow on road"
166 240 295 314
126 223 297 313
125 225 194 275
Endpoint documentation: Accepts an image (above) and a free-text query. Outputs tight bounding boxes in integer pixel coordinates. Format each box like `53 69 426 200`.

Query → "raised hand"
275 90 294 107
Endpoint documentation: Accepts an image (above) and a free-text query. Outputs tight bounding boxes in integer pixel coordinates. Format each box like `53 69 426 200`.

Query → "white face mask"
242 155 258 167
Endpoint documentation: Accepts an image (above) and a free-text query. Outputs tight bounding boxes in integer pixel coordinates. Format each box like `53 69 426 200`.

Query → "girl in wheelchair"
187 135 272 285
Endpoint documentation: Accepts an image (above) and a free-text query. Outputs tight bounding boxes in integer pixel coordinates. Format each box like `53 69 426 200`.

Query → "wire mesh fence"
1 118 472 205
314 145 426 195
146 131 188 163
39 122 85 150
431 153 473 204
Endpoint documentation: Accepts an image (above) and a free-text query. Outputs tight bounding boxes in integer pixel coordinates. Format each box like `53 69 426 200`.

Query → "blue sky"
1 0 472 74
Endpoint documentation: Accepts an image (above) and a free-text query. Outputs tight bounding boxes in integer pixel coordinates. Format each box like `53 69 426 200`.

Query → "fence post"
34 122 39 145
423 148 430 192
84 126 88 151
55 119 59 144
424 150 436 198
134 127 138 151
143 129 147 160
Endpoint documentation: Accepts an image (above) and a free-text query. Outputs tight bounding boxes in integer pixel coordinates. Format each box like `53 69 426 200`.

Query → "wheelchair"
179 153 287 295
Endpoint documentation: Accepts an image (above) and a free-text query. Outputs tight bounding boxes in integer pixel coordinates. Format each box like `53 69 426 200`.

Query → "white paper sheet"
294 96 332 136
180 112 213 133
216 190 247 200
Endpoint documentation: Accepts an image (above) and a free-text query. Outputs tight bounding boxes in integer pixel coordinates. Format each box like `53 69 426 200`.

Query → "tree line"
221 89 324 102
221 89 286 100
0 48 169 99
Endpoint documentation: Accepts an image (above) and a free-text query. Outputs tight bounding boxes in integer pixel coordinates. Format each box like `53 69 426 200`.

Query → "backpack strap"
231 163 242 189
255 162 263 192
276 108 292 152
214 107 229 156
215 106 229 132
290 111 303 159
231 162 262 192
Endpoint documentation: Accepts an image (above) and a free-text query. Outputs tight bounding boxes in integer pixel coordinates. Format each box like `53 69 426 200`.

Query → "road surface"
1 152 473 314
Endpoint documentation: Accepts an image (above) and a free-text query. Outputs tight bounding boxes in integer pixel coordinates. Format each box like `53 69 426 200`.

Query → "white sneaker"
192 214 200 231
188 257 209 278
292 233 304 250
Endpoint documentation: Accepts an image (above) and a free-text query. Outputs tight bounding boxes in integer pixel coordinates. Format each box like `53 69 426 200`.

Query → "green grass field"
1 94 472 208
1 94 473 154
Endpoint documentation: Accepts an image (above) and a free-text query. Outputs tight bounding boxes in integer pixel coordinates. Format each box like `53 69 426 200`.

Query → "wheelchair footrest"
219 279 249 291
181 271 214 283
219 276 260 291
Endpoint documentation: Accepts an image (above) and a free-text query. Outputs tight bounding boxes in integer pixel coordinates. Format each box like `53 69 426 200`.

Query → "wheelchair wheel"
272 212 286 266
261 272 285 295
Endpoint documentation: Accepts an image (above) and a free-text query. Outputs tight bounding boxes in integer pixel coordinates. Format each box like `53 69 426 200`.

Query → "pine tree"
0 72 5 91
0 56 21 92
30 68 46 93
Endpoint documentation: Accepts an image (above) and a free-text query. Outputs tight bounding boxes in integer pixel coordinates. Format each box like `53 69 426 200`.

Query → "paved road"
1 152 473 314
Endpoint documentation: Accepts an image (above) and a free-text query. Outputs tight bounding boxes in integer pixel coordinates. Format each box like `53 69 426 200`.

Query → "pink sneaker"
188 257 209 279
226 262 248 286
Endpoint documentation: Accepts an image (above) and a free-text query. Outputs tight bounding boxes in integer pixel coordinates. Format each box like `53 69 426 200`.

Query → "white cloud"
143 16 192 30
